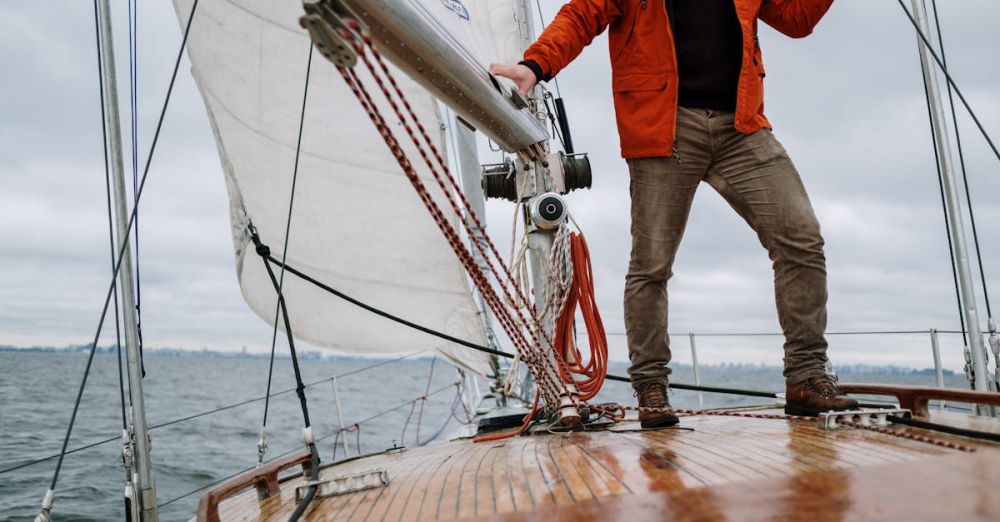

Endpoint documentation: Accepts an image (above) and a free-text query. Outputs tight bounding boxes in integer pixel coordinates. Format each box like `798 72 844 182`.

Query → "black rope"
888 414 1000 443
261 42 314 432
258 244 781 398
92 0 128 429
44 0 200 496
264 252 519 359
603 373 777 398
255 247 313 428
928 0 992 318
895 0 1000 166
250 233 320 520
915 6 968 348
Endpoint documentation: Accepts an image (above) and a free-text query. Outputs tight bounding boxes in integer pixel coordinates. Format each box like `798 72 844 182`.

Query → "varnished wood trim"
196 450 311 522
839 383 1000 416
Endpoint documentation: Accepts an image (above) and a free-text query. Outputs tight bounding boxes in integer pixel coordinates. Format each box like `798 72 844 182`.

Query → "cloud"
2 1 999 373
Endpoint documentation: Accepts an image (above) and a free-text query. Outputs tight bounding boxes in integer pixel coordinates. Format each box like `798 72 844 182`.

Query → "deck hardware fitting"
818 408 912 430
294 468 389 500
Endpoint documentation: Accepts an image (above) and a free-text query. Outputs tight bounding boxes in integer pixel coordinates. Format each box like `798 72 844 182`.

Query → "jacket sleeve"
522 0 623 80
758 0 834 38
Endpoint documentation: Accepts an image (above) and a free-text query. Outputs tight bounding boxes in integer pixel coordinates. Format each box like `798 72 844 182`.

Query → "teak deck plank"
211 408 1000 521
487 451 1000 522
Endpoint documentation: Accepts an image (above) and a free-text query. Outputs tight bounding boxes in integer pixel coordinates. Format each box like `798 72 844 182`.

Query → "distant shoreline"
0 345 957 376
0 344 328 361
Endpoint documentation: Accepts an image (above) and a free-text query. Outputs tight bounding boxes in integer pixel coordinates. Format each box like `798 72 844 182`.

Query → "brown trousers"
625 107 829 387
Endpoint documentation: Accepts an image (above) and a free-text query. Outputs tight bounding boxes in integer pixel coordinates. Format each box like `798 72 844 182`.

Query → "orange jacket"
523 0 834 158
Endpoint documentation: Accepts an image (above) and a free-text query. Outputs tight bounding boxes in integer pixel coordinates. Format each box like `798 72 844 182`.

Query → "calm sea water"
0 351 963 521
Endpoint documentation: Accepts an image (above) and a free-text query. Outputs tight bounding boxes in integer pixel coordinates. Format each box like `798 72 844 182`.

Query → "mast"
513 0 581 420
909 0 993 405
96 0 159 517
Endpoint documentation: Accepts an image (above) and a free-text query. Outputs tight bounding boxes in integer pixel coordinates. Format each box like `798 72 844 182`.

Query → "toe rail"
839 383 1000 417
196 450 312 522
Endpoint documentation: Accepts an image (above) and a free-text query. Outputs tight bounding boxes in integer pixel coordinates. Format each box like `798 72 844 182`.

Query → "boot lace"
809 375 840 399
634 382 668 408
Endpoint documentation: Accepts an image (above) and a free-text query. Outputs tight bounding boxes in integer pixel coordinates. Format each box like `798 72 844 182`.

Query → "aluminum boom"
339 0 549 152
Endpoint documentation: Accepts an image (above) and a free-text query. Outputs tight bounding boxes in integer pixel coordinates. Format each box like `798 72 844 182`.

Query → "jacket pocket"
612 72 669 93
611 71 673 156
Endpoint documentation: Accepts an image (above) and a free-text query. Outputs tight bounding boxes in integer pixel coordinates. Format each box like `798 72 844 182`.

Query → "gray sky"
2 1 1000 371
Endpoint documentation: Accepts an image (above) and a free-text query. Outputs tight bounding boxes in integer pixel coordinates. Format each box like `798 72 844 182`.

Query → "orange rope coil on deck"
555 232 608 402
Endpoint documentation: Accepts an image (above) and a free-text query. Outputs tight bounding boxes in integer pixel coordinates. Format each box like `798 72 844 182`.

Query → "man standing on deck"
490 0 859 428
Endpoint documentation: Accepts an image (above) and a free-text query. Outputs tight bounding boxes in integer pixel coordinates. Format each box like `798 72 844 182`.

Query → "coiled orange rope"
555 232 609 402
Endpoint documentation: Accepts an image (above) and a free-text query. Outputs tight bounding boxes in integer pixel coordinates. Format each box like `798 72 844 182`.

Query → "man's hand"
489 63 538 96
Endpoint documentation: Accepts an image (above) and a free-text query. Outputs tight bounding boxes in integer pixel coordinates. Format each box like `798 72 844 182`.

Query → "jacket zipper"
662 0 680 162
640 1 680 160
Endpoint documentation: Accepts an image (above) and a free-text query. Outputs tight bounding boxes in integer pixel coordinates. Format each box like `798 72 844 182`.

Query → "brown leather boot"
785 375 859 416
635 381 679 429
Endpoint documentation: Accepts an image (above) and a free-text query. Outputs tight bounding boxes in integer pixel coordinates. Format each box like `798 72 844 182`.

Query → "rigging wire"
917 44 967 347
0 351 426 477
155 380 453 513
895 0 1000 166
42 0 200 498
532 0 561 98
127 0 145 377
259 42 315 459
92 0 128 429
927 0 993 318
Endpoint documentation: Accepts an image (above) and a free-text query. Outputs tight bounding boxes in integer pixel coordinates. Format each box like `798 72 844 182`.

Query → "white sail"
171 0 524 376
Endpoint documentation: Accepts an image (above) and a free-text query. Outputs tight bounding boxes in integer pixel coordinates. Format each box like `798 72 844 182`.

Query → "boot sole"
640 414 680 429
784 404 821 417
784 403 860 417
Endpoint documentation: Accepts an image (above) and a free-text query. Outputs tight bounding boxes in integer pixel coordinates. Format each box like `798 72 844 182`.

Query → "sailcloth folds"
172 0 524 376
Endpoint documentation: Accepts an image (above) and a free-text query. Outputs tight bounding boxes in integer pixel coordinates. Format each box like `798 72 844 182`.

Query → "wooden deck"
210 408 1000 520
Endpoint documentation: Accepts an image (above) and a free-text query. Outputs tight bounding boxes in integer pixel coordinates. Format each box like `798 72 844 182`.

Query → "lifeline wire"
0 351 425 477
156 384 453 513
44 0 199 495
